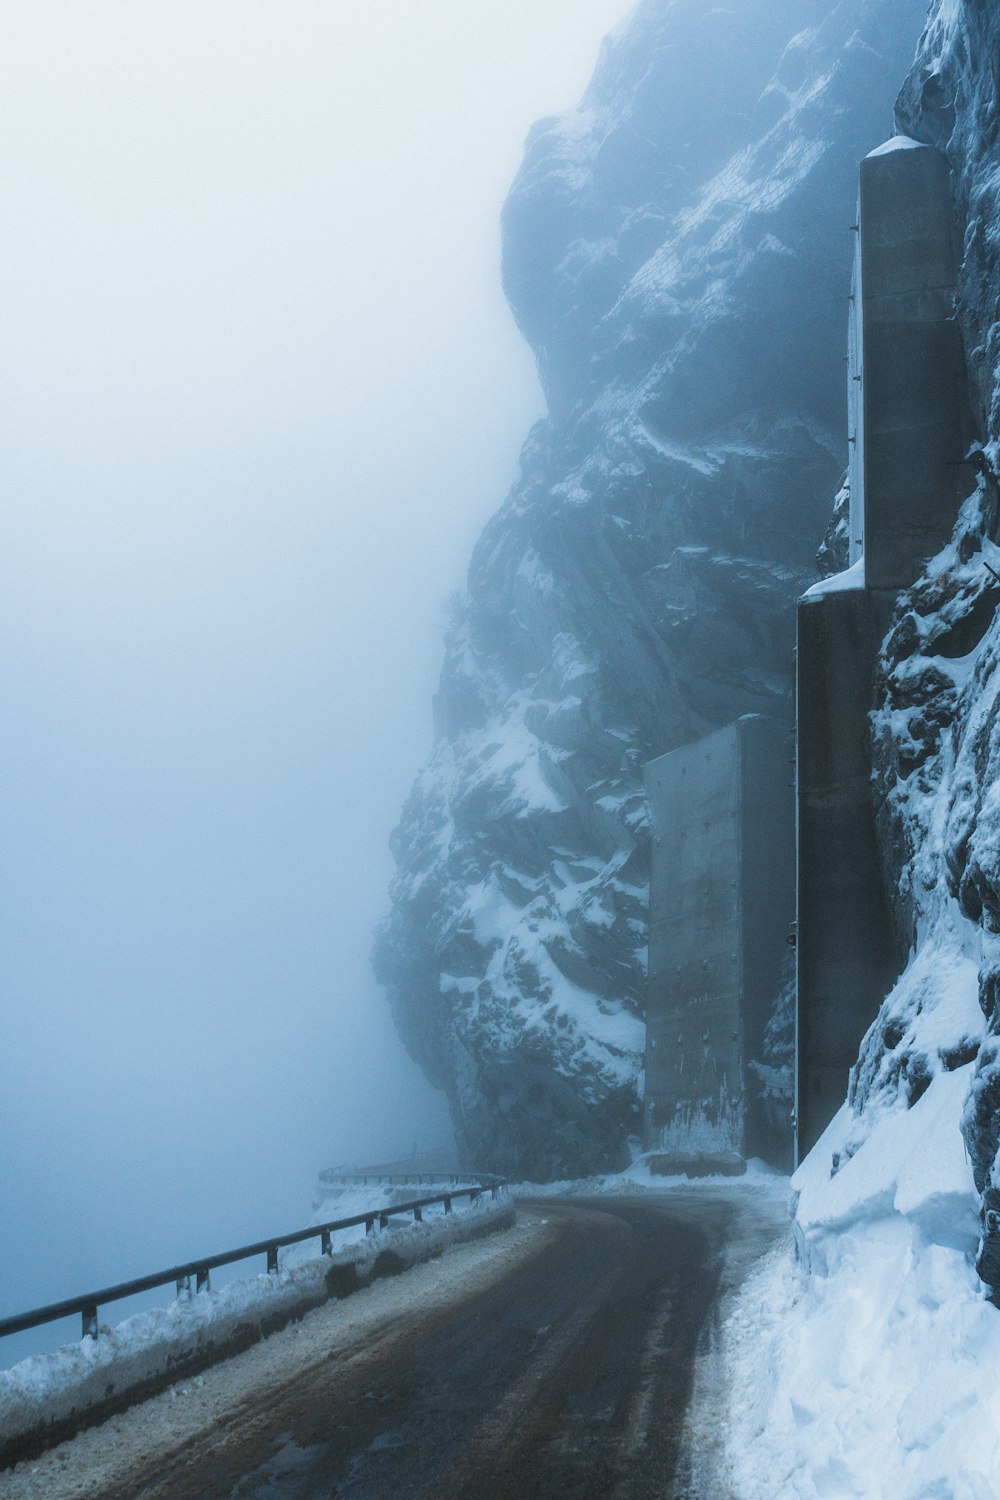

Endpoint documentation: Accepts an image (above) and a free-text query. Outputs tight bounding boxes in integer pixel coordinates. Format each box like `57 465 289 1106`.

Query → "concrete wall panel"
858 141 973 590
645 716 793 1164
796 587 899 1157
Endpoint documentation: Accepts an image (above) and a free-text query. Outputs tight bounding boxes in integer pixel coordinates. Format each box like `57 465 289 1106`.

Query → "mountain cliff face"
827 0 1000 1286
374 0 927 1180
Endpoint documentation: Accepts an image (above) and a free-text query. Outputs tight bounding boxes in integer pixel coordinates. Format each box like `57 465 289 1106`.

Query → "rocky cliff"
830 0 1000 1288
375 0 928 1180
717 13 1000 1485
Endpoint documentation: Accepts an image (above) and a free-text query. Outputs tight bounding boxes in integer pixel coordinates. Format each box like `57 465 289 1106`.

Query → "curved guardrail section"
0 1176 507 1346
317 1170 480 1189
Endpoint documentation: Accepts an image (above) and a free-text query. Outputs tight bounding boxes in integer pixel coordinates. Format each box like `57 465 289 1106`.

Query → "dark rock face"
896 1 1000 450
375 0 927 1181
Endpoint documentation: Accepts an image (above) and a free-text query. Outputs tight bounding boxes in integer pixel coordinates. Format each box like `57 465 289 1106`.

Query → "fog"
0 0 631 1354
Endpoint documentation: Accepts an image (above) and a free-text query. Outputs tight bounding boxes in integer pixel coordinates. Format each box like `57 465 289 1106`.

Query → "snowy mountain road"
3 1187 787 1500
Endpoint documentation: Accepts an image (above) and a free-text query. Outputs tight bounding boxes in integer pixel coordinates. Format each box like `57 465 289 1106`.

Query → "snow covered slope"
375 0 926 1179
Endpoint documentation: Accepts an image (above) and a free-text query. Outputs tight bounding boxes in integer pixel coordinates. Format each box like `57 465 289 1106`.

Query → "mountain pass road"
91 1189 786 1500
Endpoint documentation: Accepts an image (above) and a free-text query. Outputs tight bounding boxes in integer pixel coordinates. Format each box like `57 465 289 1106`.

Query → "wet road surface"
111 1194 781 1500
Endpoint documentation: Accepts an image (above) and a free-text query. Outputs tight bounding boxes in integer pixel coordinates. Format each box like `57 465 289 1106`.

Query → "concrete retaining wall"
645 715 794 1165
795 584 899 1155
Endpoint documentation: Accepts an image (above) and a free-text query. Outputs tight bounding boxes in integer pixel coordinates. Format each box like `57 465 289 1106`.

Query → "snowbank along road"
1 1186 786 1499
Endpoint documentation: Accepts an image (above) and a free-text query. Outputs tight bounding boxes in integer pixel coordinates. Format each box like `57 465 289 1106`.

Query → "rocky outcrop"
375 0 928 1180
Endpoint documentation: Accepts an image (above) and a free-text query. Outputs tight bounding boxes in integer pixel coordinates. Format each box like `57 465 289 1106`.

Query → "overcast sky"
0 0 633 1342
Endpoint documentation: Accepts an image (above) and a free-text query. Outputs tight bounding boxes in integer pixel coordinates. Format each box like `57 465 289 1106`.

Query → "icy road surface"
1 1189 786 1499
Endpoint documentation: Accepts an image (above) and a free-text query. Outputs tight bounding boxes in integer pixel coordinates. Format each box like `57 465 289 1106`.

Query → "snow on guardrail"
0 1180 513 1470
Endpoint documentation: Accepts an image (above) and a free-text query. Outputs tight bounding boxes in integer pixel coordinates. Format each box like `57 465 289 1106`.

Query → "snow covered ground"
517 1139 1000 1494
724 1066 1000 1498
512 1154 790 1200
726 1228 1000 1499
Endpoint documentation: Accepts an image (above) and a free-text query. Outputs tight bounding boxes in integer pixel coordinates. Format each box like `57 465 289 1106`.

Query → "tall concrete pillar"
850 138 973 585
796 137 973 1161
645 715 794 1169
796 586 898 1157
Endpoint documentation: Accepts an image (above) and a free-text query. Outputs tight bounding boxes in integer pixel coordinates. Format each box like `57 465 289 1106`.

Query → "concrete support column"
854 139 973 587
795 137 972 1161
795 586 898 1157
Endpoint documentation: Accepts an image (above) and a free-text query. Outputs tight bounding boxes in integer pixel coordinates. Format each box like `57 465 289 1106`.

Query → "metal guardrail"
321 1147 459 1179
0 1177 507 1345
317 1170 477 1188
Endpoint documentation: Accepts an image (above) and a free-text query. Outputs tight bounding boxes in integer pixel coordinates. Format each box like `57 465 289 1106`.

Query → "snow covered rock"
843 0 1000 1291
375 0 927 1180
893 0 1000 1294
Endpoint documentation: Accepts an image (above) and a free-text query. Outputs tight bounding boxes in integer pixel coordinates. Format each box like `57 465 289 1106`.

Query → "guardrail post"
444 1195 452 1214
321 1229 332 1255
267 1246 279 1275
413 1206 422 1223
491 1185 497 1200
82 1303 98 1340
175 1274 191 1297
365 1215 375 1235
196 1267 210 1294
378 1212 389 1230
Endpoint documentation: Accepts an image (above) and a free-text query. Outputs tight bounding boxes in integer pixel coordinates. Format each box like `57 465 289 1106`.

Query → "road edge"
0 1197 515 1471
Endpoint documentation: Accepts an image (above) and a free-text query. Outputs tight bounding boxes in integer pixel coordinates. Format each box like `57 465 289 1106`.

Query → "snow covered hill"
375 0 926 1179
